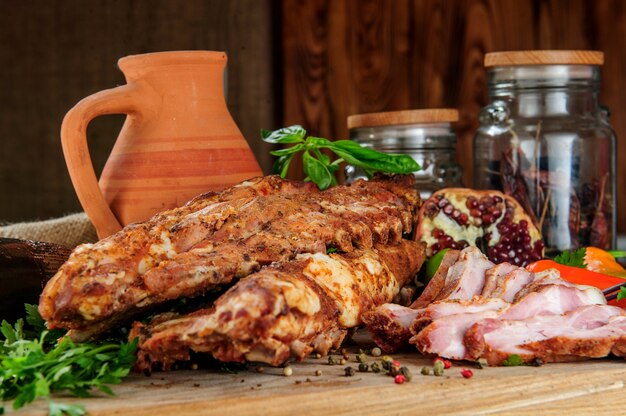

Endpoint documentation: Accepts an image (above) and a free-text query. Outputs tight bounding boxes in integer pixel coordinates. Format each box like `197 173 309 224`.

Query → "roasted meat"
411 283 607 360
39 175 421 340
131 240 424 370
465 305 626 365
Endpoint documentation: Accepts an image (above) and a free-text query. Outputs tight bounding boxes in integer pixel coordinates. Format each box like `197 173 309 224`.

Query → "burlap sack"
0 213 98 248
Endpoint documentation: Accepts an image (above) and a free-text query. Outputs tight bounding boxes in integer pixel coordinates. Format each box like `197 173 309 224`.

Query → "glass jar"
345 109 463 199
473 50 616 255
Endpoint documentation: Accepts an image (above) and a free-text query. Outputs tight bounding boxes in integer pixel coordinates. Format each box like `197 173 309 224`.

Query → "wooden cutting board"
11 333 626 415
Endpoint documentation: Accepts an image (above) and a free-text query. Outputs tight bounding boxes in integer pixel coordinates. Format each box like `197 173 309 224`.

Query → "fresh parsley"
261 125 421 190
502 354 523 366
0 305 137 415
554 248 587 269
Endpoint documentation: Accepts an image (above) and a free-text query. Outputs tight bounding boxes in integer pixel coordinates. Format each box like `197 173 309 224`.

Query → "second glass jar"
473 50 616 255
345 109 463 200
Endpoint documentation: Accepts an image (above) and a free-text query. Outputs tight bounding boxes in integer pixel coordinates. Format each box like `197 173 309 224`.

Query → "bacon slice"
411 283 607 360
131 241 424 370
363 246 492 352
40 175 420 339
465 305 626 365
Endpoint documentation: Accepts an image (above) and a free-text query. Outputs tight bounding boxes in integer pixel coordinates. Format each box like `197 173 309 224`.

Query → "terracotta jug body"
61 51 262 239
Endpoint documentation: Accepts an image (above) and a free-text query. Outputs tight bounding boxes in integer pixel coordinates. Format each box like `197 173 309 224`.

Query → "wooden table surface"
9 332 626 415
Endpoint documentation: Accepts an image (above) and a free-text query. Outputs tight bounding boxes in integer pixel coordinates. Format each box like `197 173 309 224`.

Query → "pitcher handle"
61 84 143 239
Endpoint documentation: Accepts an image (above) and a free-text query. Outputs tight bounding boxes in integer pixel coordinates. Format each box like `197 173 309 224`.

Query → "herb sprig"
0 305 137 415
554 248 587 269
261 125 421 190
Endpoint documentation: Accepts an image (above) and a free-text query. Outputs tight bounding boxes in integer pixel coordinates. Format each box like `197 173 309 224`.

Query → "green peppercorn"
358 363 368 372
371 362 381 373
399 366 412 381
328 356 336 365
421 366 430 376
389 366 400 377
370 347 382 357
356 353 367 363
344 366 355 377
433 360 444 376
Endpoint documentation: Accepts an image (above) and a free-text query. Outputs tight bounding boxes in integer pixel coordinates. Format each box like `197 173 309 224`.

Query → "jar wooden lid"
347 109 459 129
485 50 604 67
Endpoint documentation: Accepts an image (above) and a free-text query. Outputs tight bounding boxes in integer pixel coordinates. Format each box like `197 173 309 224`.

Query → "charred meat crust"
40 175 421 337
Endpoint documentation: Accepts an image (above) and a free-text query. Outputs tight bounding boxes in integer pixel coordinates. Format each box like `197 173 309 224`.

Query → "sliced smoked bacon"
464 305 626 365
40 175 421 340
363 246 610 355
131 240 424 370
411 283 607 360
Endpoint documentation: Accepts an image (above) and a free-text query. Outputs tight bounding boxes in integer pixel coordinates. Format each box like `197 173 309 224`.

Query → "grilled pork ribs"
39 175 424 350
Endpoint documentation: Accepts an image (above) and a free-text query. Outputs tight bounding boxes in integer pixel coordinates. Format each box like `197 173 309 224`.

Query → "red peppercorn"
460 368 473 379
433 357 451 368
394 374 407 384
392 360 401 368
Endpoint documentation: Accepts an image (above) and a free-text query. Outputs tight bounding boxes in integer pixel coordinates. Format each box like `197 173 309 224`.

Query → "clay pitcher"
61 51 262 239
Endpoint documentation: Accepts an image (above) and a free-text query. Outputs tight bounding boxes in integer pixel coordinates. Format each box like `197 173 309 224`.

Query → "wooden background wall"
2 0 625 233
281 0 626 232
0 0 277 223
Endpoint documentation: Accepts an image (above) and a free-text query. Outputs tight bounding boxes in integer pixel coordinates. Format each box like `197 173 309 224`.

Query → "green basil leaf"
331 147 420 173
302 151 333 190
270 144 304 157
261 125 306 144
272 154 295 177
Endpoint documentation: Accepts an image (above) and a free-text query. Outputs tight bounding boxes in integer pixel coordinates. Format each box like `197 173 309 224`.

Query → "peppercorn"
392 359 401 368
356 353 367 363
315 370 322 376
381 359 391 371
283 366 293 377
421 366 430 376
339 358 347 365
460 368 473 379
256 366 265 373
371 362 381 373
394 374 407 384
371 347 382 357
475 358 488 369
531 358 544 367
358 363 368 372
328 356 336 365
433 357 452 369
315 353 322 359
399 366 412 381
344 366 355 377
433 360 444 376
389 366 400 377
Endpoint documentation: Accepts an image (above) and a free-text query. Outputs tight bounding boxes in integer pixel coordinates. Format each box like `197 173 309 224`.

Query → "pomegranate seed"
470 209 481 218
437 198 449 208
452 209 460 218
520 219 528 228
494 195 503 203
458 213 468 225
432 228 444 238
443 204 454 215
478 204 485 211
394 374 407 384
466 198 478 209
481 214 493 225
460 368 473 378
491 209 502 217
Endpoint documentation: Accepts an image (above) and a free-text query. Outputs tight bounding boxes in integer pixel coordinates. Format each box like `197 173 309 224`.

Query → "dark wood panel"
281 0 626 232
0 0 277 223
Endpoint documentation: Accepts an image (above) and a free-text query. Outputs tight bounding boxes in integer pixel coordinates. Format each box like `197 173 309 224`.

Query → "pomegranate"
416 188 544 266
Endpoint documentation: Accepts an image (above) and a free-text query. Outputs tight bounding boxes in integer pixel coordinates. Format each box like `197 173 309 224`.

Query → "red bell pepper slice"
526 260 626 308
